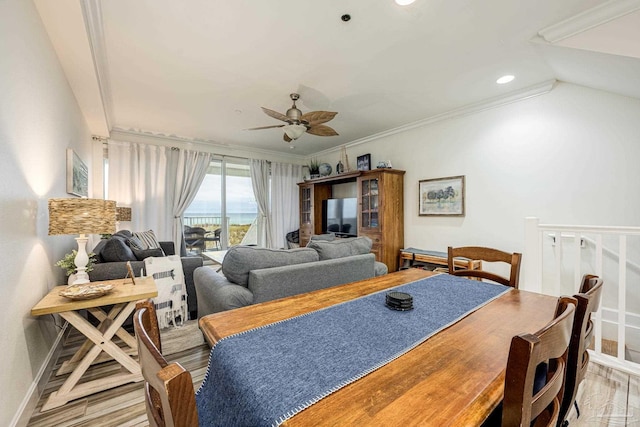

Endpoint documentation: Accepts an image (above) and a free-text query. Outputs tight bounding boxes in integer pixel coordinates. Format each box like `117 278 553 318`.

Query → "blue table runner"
195 274 509 426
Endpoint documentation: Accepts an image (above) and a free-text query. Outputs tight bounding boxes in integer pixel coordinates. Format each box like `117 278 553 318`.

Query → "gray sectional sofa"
194 236 387 317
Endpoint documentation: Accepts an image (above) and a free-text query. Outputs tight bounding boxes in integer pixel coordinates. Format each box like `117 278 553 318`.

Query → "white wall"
0 1 94 424
343 82 640 253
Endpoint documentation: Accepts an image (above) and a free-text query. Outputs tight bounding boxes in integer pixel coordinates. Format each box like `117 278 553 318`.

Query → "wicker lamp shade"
48 198 117 235
116 207 132 222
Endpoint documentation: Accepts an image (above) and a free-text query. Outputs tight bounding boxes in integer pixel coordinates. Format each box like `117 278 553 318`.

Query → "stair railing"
523 217 640 375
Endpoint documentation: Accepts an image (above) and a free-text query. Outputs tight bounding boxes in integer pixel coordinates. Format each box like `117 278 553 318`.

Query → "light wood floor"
26 323 639 426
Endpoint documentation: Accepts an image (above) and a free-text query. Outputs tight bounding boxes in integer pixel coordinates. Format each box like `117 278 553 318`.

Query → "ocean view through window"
184 160 258 248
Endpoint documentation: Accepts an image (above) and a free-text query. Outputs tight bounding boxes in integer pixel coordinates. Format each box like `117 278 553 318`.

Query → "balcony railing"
183 216 223 228
524 217 640 375
183 216 257 247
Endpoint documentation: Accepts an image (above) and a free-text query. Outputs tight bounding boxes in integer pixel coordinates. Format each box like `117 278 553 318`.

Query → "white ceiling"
35 0 640 157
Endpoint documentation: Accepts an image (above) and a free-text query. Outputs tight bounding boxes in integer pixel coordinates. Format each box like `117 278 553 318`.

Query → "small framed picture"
66 149 88 197
357 154 371 171
125 261 137 285
419 175 465 216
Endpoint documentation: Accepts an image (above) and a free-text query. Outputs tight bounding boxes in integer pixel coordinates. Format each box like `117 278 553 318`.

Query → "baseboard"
10 322 68 427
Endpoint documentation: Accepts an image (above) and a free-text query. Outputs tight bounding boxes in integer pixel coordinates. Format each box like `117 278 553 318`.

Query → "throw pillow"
133 247 164 261
308 233 335 242
133 230 161 249
222 246 319 287
128 235 148 250
144 256 187 328
101 236 137 262
307 236 372 261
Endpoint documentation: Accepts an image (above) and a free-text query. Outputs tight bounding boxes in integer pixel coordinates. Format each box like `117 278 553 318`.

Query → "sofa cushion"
307 236 373 261
222 246 319 287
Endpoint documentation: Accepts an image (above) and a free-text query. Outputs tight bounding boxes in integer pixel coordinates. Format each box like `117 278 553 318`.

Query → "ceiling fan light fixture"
283 124 307 140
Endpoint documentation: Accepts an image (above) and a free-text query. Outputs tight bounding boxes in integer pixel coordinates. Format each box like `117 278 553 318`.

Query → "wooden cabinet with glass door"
298 182 331 247
357 169 405 272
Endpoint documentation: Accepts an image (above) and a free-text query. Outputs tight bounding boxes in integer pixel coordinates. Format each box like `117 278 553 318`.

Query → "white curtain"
167 149 213 255
107 141 172 239
271 162 303 249
249 159 272 247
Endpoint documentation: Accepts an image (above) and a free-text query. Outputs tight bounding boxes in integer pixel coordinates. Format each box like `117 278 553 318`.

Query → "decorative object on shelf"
307 158 320 179
377 160 393 168
66 149 89 197
336 160 344 174
340 146 351 172
418 175 465 217
319 162 332 176
49 198 117 285
357 153 371 171
59 282 114 300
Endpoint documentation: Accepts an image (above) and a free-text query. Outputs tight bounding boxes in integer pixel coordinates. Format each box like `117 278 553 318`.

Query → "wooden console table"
399 248 481 272
31 277 157 411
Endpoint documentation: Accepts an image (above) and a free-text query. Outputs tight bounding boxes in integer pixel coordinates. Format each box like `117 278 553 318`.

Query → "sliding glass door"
184 158 258 250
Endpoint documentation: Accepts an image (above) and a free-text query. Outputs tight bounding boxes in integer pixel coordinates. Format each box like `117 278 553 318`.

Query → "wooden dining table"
198 268 558 426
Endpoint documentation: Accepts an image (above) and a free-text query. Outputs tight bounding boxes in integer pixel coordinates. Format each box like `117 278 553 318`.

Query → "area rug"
160 320 205 355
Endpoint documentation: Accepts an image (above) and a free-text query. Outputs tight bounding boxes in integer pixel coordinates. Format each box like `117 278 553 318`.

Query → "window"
184 158 258 249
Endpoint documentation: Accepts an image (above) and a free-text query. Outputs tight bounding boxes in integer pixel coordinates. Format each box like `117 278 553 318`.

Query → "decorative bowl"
59 283 114 300
319 163 332 176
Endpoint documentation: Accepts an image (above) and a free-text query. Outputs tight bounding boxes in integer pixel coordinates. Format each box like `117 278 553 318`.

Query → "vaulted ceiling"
35 0 640 157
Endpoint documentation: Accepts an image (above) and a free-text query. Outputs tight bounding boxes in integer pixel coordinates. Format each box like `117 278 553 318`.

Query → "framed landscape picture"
419 175 465 216
357 154 371 171
66 149 88 197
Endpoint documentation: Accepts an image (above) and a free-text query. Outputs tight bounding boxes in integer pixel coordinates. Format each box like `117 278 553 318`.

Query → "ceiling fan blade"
306 124 339 137
283 133 292 143
246 124 285 130
300 111 338 126
262 107 291 123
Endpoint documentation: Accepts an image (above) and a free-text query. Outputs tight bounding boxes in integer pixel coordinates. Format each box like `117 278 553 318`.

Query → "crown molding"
109 128 306 162
311 79 557 158
81 0 114 131
538 0 640 43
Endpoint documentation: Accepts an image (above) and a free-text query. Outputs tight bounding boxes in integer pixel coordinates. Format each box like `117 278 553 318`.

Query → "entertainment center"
298 168 405 271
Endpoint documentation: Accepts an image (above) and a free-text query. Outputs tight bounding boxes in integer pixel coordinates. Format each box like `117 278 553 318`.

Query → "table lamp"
49 198 116 285
116 206 132 222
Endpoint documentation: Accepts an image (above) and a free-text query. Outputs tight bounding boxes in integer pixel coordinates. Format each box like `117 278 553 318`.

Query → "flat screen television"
323 198 357 237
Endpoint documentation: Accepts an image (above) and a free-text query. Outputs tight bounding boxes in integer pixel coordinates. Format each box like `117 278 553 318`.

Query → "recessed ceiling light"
395 0 415 5
496 75 515 84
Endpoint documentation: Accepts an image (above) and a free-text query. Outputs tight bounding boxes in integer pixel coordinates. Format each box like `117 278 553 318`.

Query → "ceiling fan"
247 93 339 142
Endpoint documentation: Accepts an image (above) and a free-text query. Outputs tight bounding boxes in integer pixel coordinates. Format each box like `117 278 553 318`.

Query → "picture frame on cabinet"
357 154 371 171
419 175 465 216
66 149 88 197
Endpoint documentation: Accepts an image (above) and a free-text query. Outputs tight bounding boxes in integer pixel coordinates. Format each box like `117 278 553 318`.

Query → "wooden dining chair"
557 274 603 427
500 295 577 427
133 301 199 427
447 246 522 288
